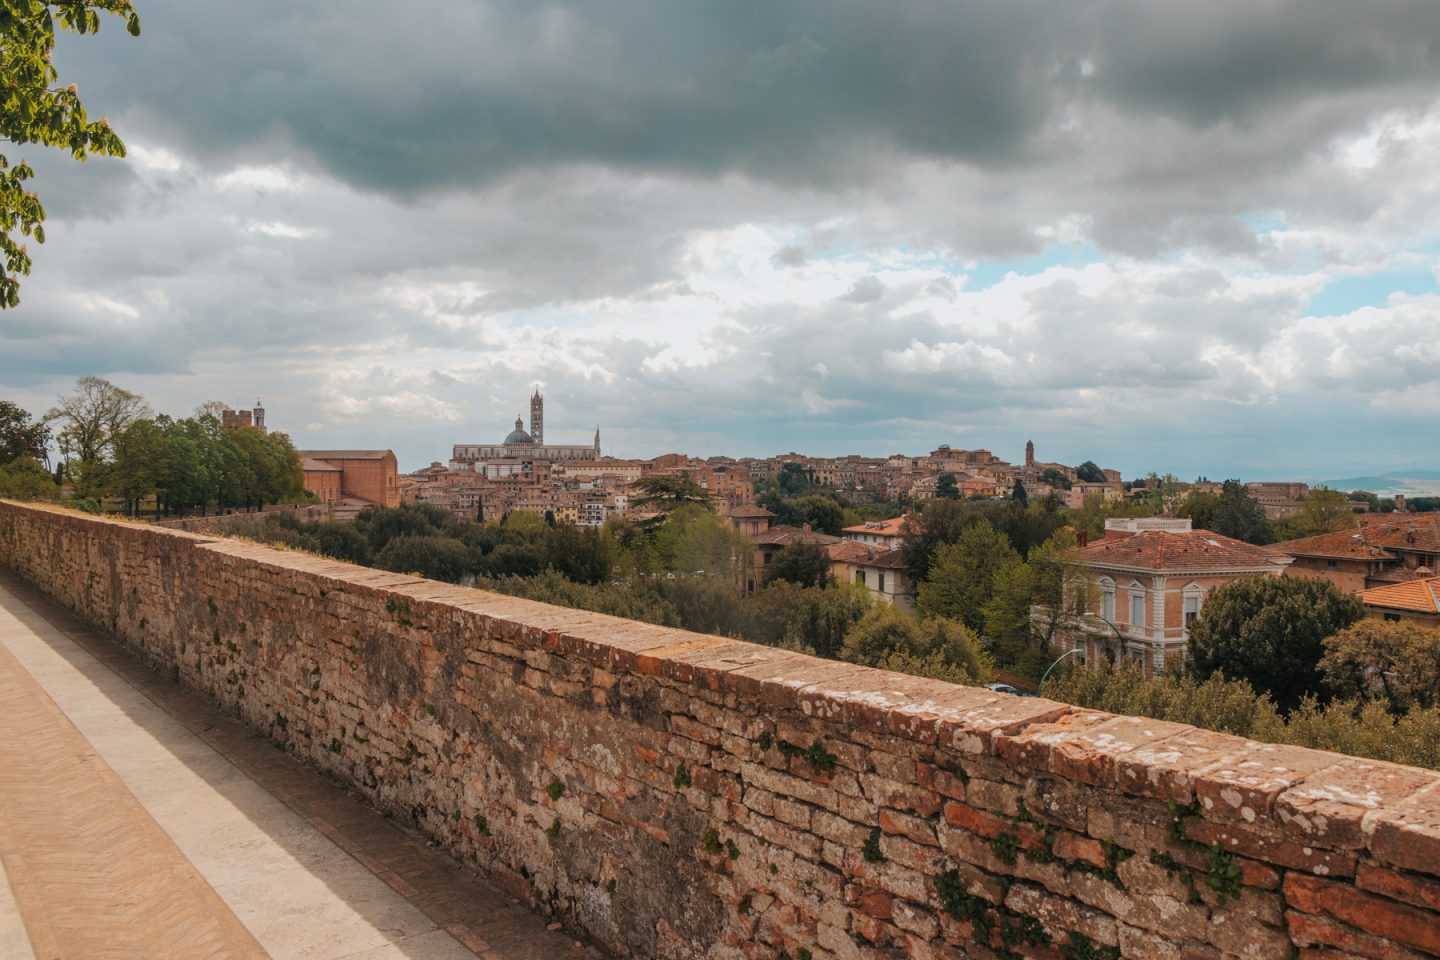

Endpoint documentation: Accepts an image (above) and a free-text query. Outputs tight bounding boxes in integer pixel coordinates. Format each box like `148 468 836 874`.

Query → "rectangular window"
878 573 886 593
1131 593 1145 628
855 570 865 586
1183 596 1200 629
1102 591 1115 621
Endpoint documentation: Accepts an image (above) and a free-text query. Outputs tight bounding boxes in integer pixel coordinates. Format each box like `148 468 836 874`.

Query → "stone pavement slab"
0 861 37 960
0 572 592 960
0 634 268 960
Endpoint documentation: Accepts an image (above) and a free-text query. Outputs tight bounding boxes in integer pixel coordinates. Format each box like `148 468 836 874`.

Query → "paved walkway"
0 572 592 960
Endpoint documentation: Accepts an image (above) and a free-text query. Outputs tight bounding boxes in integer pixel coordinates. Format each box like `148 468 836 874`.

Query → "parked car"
986 682 1021 695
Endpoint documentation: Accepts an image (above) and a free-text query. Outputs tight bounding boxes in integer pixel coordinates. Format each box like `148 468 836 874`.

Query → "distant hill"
1320 471 1440 496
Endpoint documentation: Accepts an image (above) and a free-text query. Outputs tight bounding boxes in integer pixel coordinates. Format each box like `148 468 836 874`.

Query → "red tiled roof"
1360 576 1440 615
1271 530 1397 561
724 505 776 519
827 541 875 563
1274 514 1440 560
1077 529 1290 572
826 542 906 568
299 450 395 462
841 517 909 537
855 547 907 570
752 525 841 547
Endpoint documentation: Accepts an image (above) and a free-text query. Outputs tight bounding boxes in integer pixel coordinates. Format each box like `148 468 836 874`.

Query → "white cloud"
245 220 323 239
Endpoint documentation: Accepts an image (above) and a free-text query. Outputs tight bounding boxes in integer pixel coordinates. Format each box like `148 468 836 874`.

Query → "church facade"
450 391 600 476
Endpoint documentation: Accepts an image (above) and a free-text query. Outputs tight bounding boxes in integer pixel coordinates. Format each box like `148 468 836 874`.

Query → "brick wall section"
3 500 1439 960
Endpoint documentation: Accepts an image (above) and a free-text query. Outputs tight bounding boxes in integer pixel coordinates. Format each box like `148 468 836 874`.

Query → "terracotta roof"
1077 529 1290 572
1274 514 1440 560
853 547 907 570
841 517 909 537
1271 529 1398 561
724 505 776 519
301 458 342 472
752 525 841 547
1360 576 1440 615
299 450 396 462
826 541 906 567
827 541 874 563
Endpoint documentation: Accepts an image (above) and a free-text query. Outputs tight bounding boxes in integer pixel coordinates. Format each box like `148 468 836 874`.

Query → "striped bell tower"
529 389 543 446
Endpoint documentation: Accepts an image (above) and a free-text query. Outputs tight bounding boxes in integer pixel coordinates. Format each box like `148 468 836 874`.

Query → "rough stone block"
1286 873 1440 956
1276 759 1438 850
1363 780 1440 879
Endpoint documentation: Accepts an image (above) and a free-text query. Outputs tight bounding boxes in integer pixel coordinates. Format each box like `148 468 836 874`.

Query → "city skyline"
2 1 1439 480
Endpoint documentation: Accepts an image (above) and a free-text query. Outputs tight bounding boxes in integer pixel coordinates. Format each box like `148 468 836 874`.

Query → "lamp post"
1037 647 1086 695
1085 613 1129 666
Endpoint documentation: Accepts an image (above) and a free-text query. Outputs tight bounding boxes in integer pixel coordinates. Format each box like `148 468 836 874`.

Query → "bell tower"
529 388 544 446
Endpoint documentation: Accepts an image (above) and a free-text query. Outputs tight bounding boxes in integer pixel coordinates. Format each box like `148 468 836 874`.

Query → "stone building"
299 450 400 510
1274 513 1440 592
841 516 909 549
1062 518 1291 675
221 400 266 433
450 391 600 474
724 504 776 538
1360 576 1440 625
828 541 912 610
300 458 342 505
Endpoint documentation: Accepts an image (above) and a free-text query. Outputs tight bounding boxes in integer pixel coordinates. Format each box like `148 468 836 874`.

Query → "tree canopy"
763 541 833 589
0 399 49 463
1273 488 1359 541
630 474 712 513
46 376 149 465
1 0 140 307
1186 575 1364 711
1321 619 1440 713
1207 479 1274 544
917 521 1020 632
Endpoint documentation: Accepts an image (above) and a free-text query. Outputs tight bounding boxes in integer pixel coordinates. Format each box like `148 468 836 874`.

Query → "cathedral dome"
504 416 533 445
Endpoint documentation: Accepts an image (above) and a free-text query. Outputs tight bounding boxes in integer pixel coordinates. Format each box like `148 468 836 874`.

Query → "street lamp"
1037 647 1086 695
1085 613 1129 666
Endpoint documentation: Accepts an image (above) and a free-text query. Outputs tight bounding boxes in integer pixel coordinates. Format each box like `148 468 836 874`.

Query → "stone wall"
3 499 1439 960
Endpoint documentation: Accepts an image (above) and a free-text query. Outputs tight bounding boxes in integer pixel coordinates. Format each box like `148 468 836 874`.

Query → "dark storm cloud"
69 1 1057 191
57 1 1440 200
1090 2 1440 124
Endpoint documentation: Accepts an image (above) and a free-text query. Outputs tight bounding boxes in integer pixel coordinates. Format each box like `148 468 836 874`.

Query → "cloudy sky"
3 1 1439 478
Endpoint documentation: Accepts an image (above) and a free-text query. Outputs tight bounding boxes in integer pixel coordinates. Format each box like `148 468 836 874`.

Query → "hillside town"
12 384 1433 687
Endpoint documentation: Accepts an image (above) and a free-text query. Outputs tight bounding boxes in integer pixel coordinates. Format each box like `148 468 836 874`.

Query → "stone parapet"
3 500 1439 959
